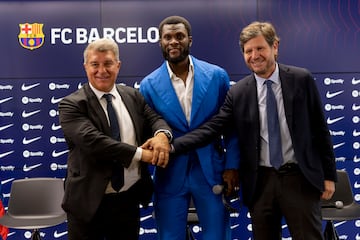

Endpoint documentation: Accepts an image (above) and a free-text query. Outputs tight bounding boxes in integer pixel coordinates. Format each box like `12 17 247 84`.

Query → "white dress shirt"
255 63 297 167
166 57 194 125
89 83 141 193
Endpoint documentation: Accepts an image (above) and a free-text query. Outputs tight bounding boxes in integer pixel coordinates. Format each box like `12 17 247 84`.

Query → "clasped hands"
141 132 170 168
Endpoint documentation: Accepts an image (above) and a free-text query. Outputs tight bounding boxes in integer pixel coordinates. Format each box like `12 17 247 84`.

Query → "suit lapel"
278 64 295 130
83 83 111 135
189 58 211 127
152 63 188 128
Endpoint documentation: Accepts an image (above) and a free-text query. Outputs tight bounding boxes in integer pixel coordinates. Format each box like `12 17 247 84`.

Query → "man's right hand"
140 148 168 168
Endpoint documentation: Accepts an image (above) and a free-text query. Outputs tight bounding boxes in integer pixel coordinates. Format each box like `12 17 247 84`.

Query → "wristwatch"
155 129 173 143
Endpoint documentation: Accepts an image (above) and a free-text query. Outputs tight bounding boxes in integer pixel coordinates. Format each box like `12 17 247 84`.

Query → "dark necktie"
103 93 124 191
266 80 283 169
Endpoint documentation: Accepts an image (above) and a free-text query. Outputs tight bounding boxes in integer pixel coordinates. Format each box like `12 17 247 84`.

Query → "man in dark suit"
171 22 337 239
59 38 172 240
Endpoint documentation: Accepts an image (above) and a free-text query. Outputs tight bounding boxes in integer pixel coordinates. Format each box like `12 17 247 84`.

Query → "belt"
277 162 299 174
258 163 299 175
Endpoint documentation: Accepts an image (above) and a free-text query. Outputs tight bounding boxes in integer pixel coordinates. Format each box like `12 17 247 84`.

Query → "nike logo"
78 82 83 89
140 214 152 222
22 136 41 145
52 149 69 157
352 77 360 85
21 83 40 91
22 109 41 118
0 124 14 131
0 97 13 104
333 142 345 149
1 178 14 185
0 150 14 158
51 123 62 131
353 130 360 137
334 221 346 228
230 224 239 229
23 163 42 172
54 230 68 238
354 181 360 188
51 96 63 104
356 233 360 240
133 81 140 89
354 155 360 163
326 116 344 124
326 90 344 99
353 104 360 111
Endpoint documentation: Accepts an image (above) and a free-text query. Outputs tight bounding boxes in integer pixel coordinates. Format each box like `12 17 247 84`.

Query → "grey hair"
83 38 119 64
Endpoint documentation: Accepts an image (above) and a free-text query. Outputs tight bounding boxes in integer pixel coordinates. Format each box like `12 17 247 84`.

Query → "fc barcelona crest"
18 23 45 50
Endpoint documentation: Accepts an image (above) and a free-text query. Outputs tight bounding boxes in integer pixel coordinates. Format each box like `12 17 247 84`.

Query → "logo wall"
18 23 45 50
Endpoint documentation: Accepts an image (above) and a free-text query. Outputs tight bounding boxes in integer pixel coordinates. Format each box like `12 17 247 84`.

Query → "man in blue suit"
140 16 240 240
173 22 337 240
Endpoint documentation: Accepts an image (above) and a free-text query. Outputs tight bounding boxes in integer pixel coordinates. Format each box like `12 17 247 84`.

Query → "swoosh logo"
21 83 40 91
23 163 42 172
54 230 68 238
0 150 14 158
52 123 62 131
326 90 344 99
51 96 63 104
356 233 360 240
353 104 360 111
354 155 360 163
326 116 344 124
22 109 41 118
353 130 360 137
333 142 345 149
354 181 360 188
0 124 14 131
140 214 152 221
334 221 346 228
352 78 360 85
0 97 13 104
22 136 41 145
52 149 69 157
230 224 240 229
1 178 14 185
133 81 140 89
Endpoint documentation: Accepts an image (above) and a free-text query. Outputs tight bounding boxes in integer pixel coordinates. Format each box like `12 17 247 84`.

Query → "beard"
162 45 190 64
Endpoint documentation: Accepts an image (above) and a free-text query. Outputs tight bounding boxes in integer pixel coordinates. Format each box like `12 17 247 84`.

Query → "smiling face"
159 23 192 64
242 35 278 79
84 49 121 92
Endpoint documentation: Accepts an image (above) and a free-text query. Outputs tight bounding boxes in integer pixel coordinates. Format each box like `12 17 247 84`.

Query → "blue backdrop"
0 0 359 239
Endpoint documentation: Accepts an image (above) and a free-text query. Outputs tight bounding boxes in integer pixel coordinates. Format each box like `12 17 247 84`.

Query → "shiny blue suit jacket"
140 56 240 194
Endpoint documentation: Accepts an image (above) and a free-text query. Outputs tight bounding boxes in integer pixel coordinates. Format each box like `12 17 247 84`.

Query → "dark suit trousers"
67 190 140 240
249 165 323 240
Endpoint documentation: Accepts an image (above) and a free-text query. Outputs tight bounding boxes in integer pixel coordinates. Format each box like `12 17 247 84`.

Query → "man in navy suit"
172 21 337 239
140 16 240 240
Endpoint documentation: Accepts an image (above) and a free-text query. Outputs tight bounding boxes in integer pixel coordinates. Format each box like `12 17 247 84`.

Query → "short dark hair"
158 15 192 37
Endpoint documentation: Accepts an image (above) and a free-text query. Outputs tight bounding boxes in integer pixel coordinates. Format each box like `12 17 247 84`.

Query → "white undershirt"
255 63 296 167
166 57 194 125
90 83 141 193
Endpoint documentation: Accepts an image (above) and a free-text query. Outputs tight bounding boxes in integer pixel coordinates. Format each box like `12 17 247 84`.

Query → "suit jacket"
173 63 337 206
59 83 171 222
140 56 240 194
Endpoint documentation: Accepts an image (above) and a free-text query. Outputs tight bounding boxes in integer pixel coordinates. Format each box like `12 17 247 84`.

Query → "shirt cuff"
133 147 142 162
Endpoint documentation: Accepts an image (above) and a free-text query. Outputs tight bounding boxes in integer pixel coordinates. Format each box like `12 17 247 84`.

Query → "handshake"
140 132 172 168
